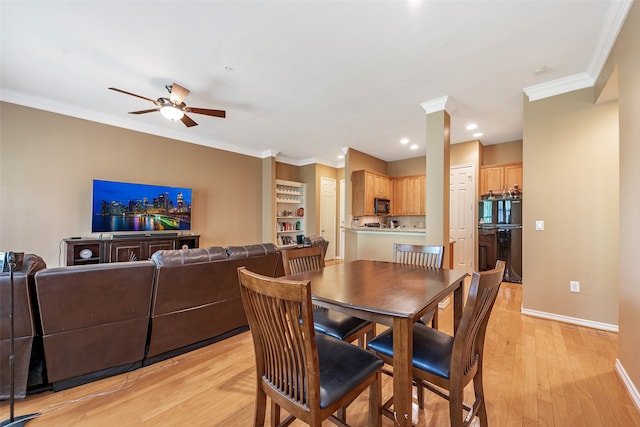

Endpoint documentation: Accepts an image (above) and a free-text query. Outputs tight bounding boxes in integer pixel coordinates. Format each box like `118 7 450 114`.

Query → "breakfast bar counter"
343 226 426 262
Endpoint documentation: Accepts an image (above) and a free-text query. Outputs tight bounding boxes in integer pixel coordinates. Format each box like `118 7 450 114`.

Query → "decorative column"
261 154 277 244
420 96 454 263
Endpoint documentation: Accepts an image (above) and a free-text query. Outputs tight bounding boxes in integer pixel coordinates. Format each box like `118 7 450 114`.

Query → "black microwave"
374 198 390 215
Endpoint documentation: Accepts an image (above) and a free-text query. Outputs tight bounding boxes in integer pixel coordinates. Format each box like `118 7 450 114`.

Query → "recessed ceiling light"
473 132 483 138
338 154 344 159
410 144 419 150
466 123 478 130
400 138 410 145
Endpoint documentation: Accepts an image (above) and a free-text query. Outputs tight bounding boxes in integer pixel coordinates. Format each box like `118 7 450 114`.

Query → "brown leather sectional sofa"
1 243 282 397
146 244 280 364
0 254 47 399
34 261 156 390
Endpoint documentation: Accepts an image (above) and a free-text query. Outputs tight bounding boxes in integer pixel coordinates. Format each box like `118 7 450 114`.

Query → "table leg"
392 317 412 427
453 278 465 333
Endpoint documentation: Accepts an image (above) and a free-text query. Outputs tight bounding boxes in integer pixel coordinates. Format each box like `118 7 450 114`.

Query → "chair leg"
357 323 376 349
449 386 464 427
473 375 488 427
270 399 280 426
254 388 267 427
365 323 376 347
431 309 439 329
369 371 382 427
416 380 425 409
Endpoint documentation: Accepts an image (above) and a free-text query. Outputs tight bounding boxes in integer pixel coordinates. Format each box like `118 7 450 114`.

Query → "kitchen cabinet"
480 162 522 196
393 175 424 216
275 179 306 247
504 164 523 192
351 170 390 216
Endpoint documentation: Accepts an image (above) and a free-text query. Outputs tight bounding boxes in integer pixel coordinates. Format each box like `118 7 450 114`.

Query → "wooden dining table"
284 259 468 427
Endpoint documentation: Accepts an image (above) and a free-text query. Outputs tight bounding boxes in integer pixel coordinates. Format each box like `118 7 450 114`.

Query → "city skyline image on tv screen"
91 179 192 233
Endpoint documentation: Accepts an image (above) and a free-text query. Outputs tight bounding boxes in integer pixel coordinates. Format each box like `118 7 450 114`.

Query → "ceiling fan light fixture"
160 105 184 121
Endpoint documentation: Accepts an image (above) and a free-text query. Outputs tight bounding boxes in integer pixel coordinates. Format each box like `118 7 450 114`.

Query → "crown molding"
420 95 456 115
524 0 632 102
0 88 266 159
274 154 340 168
587 0 633 79
523 72 595 102
260 149 279 158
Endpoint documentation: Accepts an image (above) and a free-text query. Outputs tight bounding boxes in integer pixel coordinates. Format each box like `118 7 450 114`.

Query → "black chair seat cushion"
313 308 371 340
367 323 453 379
417 308 435 325
316 333 383 409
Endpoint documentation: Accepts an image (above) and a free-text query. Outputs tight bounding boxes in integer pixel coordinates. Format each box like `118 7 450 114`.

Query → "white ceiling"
0 1 631 167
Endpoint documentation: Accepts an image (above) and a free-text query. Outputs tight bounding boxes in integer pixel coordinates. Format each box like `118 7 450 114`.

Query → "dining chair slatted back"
238 267 383 427
392 243 444 328
452 260 505 388
367 260 505 427
281 246 325 275
281 246 375 350
393 243 444 268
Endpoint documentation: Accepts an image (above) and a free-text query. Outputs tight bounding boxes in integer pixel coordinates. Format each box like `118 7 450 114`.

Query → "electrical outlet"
570 281 580 293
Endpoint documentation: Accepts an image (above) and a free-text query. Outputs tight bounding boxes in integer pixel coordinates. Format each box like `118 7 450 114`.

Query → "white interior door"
320 177 336 260
450 164 475 272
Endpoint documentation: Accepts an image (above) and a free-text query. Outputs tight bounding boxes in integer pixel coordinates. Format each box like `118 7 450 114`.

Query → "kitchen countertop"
344 226 426 233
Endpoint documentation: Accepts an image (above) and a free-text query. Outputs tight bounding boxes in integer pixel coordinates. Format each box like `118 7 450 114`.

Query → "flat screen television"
91 179 192 233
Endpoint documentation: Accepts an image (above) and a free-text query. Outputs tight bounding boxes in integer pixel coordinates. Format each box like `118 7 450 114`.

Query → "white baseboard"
615 359 640 412
520 308 618 332
438 297 450 309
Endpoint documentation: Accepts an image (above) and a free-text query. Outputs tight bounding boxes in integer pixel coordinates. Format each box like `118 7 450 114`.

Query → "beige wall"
0 103 266 267
451 139 481 167
522 87 619 325
599 1 640 395
387 156 426 177
275 162 300 182
348 148 388 176
482 139 523 165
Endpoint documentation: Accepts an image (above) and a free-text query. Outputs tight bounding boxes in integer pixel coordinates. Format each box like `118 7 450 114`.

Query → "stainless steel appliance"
478 198 522 283
374 198 390 215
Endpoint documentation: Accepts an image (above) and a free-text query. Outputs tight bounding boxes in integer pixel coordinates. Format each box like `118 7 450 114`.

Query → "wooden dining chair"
367 260 505 427
238 267 383 427
392 243 444 329
281 246 375 348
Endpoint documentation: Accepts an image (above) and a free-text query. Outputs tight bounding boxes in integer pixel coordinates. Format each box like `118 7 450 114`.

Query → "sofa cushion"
151 246 227 266
226 243 277 259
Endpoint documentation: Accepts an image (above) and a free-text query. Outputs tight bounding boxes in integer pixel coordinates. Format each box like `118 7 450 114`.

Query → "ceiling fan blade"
129 108 160 114
169 83 190 104
181 114 198 127
109 87 158 104
186 107 226 118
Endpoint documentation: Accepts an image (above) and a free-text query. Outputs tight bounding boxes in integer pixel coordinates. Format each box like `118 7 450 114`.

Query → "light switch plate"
535 220 544 231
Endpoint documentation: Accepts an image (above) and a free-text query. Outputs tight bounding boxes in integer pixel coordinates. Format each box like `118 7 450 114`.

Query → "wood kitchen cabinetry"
480 162 522 197
64 234 200 266
351 170 391 216
352 170 426 217
393 175 424 216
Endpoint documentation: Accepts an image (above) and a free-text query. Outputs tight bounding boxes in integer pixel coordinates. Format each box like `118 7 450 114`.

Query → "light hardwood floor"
3 281 639 426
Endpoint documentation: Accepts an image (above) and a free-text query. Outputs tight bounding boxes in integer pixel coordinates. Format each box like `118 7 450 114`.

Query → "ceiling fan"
108 83 226 127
